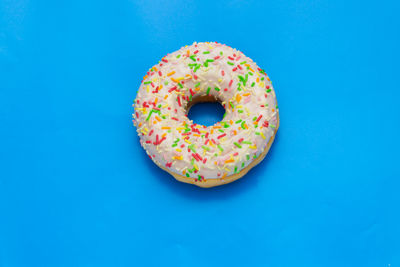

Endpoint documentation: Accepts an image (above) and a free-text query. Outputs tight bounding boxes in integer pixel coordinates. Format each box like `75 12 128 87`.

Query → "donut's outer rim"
157 114 279 188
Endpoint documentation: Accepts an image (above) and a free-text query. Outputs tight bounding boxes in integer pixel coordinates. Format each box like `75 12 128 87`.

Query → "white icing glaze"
133 42 279 180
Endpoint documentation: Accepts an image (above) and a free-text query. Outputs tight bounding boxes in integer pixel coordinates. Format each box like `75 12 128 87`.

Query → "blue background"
1 0 399 266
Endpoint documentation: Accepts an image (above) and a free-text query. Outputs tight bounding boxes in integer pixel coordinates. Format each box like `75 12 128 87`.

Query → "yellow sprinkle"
260 132 266 139
185 139 191 144
224 168 230 172
194 164 199 170
175 148 182 152
146 85 149 92
249 145 257 149
161 104 168 108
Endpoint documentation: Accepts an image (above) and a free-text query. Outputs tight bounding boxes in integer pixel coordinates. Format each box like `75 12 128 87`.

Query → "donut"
133 42 279 187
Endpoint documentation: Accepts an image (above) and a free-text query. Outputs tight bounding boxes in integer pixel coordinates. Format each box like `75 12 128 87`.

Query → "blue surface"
1 0 399 266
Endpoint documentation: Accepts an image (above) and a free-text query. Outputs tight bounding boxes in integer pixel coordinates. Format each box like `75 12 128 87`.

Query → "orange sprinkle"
230 120 233 125
155 116 161 122
153 66 158 72
154 98 158 104
214 161 218 165
233 130 237 135
272 109 275 112
193 134 201 137
162 133 167 138
171 77 179 83
222 173 227 179
161 126 170 130
167 71 176 77
256 77 260 82
143 75 148 80
138 122 142 127
244 124 248 129
164 95 168 99
225 159 234 164
243 93 250 96
236 94 242 103
186 50 190 56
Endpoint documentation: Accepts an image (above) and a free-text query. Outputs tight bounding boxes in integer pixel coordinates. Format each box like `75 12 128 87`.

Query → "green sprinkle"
178 83 183 88
146 110 154 121
220 51 223 55
227 61 234 66
240 61 247 64
222 112 226 119
206 87 211 95
206 59 214 63
235 119 242 124
241 121 246 129
203 51 210 54
188 168 193 173
251 82 255 87
204 62 209 68
188 144 196 153
270 125 276 128
174 138 180 143
186 173 190 177
189 94 192 101
217 145 224 152
214 153 218 157
164 81 169 85
238 110 244 113
230 101 234 109
266 89 271 93
234 142 242 148
234 166 238 173
248 72 253 76
189 55 196 61
194 64 201 72
214 87 220 91
253 116 257 121
144 81 151 85
191 158 195 165
242 141 252 145
253 154 257 159
202 146 210 151
176 54 181 58
261 77 265 81
242 162 245 168
246 155 250 160
172 143 178 147
218 129 224 133
255 132 261 135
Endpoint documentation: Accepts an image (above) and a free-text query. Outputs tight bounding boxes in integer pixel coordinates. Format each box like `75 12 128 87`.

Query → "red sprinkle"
194 50 199 54
217 133 226 139
177 96 181 106
158 71 162 76
232 67 237 72
214 56 220 60
168 86 177 93
256 115 263 122
171 117 179 121
237 64 242 70
221 70 225 76
162 58 168 63
229 80 233 87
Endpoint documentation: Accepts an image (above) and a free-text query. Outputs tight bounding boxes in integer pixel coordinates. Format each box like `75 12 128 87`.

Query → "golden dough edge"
157 110 280 188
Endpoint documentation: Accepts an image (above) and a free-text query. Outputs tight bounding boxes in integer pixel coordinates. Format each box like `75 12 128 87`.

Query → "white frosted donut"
133 42 279 187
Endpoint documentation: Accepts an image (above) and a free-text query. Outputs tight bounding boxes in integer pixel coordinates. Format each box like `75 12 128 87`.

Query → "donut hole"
187 96 225 127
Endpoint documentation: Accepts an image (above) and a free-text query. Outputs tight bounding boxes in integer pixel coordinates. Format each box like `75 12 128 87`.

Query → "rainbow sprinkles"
132 42 279 187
